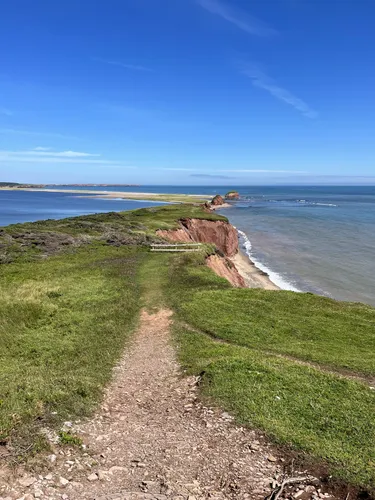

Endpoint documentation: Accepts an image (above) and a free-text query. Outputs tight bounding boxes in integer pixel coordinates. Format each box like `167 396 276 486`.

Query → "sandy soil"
230 251 280 291
2 188 209 202
210 203 232 210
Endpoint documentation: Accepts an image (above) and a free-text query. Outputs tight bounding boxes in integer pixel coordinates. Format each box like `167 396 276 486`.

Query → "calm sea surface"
0 190 165 226
1 186 374 306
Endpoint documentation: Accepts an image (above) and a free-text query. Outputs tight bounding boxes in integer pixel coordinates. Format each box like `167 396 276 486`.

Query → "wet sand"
230 250 280 291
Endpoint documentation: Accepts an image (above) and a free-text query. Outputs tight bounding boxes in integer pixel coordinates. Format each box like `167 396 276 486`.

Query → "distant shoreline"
0 187 210 204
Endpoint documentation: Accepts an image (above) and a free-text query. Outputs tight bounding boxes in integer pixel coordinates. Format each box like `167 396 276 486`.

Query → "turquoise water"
1 186 375 306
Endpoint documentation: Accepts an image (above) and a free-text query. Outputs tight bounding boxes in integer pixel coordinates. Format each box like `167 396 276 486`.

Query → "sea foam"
237 229 301 292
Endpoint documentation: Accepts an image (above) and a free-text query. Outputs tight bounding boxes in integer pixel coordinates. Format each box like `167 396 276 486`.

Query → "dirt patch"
0 310 343 500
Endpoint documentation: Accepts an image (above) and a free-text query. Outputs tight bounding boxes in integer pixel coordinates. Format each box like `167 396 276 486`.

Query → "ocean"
1 185 374 306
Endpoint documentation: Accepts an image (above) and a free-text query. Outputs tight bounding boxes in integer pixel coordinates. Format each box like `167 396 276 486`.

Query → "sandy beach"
230 249 280 291
0 187 210 204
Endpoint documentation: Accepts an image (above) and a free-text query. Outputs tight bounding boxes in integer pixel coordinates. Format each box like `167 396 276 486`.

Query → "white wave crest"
237 229 301 292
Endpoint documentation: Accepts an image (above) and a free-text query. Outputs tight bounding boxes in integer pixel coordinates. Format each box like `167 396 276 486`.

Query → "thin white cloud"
219 169 308 173
0 149 136 168
0 107 13 116
93 57 152 72
160 168 307 174
197 0 276 36
240 63 318 118
160 168 196 171
18 150 100 158
0 128 77 139
33 147 52 151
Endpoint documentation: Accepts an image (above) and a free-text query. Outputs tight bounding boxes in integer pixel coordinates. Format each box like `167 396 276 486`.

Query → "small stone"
44 474 53 481
62 495 69 500
19 477 37 488
294 491 305 499
137 462 146 468
97 471 107 481
87 473 98 482
59 477 69 487
267 455 277 462
305 485 316 493
33 490 43 498
47 454 57 463
109 466 126 473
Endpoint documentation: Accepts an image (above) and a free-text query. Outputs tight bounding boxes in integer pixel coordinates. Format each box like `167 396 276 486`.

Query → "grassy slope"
180 289 375 376
0 204 221 455
1 205 375 490
0 244 145 455
158 252 375 489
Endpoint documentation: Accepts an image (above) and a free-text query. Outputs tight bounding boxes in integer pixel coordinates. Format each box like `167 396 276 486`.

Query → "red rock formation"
156 218 239 257
180 218 238 257
225 191 240 200
156 228 192 243
211 194 225 206
206 254 245 287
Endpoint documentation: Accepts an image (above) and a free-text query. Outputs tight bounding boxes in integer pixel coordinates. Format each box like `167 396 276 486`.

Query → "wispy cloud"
0 149 136 168
93 57 153 72
197 0 276 36
160 168 306 174
33 147 52 151
239 63 318 118
17 150 100 158
0 128 77 139
0 107 13 116
190 174 234 179
219 168 308 173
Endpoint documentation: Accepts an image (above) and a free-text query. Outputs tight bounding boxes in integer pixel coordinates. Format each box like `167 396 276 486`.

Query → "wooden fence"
150 243 203 253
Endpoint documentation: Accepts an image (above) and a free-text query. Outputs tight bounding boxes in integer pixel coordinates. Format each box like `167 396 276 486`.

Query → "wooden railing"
150 243 203 252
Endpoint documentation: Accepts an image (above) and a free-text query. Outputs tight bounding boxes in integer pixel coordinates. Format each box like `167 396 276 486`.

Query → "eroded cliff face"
156 218 239 257
156 217 245 287
206 254 245 287
180 218 238 257
156 227 192 243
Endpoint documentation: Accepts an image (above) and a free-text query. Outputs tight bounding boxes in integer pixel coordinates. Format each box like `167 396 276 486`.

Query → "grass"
0 243 145 456
1 204 375 491
0 204 225 264
161 252 375 490
178 288 375 376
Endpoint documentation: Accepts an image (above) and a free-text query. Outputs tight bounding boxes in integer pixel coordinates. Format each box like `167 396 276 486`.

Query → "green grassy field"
158 252 375 489
0 244 146 456
1 205 375 491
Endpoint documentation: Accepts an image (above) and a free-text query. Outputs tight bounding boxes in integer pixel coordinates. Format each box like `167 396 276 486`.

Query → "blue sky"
0 0 374 185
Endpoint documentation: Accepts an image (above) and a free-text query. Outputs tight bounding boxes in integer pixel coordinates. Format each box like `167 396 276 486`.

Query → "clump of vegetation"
59 431 83 447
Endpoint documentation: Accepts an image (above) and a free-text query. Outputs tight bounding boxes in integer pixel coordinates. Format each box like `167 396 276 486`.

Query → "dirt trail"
1 309 334 500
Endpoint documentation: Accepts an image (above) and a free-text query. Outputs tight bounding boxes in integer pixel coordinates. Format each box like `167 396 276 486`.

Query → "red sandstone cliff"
181 218 238 257
206 254 245 287
156 218 239 257
156 218 245 287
